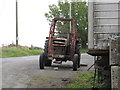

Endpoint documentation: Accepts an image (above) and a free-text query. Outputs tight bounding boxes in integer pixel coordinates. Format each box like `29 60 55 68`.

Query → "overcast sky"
0 0 58 48
1 0 118 48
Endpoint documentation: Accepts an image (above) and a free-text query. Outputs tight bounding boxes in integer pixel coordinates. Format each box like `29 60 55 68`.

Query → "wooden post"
16 0 18 46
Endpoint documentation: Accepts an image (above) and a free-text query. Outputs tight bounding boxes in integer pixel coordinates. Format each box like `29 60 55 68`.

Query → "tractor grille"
53 46 65 55
52 39 67 46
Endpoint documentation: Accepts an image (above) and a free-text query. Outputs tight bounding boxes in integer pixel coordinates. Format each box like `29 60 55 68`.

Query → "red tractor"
39 18 81 71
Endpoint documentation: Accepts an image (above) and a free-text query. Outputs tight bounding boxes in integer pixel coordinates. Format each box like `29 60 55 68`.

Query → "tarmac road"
1 53 94 88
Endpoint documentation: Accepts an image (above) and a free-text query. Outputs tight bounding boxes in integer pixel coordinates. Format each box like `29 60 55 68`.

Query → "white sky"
1 0 117 48
0 0 58 48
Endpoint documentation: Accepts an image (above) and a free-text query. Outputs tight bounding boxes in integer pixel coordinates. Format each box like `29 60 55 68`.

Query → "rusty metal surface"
87 50 109 56
47 18 77 59
52 46 66 55
52 38 67 46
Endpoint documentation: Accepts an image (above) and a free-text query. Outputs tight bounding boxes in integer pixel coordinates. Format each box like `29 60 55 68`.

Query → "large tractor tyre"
78 54 81 68
73 54 78 71
39 52 45 69
44 40 48 54
44 40 52 66
75 42 81 68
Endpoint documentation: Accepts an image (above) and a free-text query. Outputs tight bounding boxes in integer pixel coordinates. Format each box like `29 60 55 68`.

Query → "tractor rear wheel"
44 40 52 66
44 40 48 54
73 54 78 71
39 52 45 69
75 42 81 68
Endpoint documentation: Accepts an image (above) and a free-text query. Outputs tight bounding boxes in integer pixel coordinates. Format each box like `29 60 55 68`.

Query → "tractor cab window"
54 21 71 39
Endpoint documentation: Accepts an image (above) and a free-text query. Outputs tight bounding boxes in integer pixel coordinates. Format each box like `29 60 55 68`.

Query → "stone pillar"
110 37 120 89
111 66 120 89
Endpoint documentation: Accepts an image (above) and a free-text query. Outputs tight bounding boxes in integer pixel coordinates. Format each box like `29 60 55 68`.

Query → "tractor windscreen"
54 21 72 39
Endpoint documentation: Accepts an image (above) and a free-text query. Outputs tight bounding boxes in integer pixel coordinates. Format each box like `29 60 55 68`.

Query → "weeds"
67 71 100 88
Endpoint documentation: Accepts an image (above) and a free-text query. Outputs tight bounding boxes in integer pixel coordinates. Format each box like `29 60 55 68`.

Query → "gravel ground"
1 53 94 88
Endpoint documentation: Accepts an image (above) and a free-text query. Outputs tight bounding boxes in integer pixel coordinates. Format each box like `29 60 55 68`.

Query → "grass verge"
1 47 43 58
1 47 88 58
67 71 100 88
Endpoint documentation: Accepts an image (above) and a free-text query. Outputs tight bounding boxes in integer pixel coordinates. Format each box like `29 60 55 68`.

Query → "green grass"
32 76 54 85
0 47 88 58
81 49 88 53
1 47 43 58
67 71 100 88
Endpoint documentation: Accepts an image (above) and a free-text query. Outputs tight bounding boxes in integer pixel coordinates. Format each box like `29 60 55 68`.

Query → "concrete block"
110 37 120 65
111 66 120 89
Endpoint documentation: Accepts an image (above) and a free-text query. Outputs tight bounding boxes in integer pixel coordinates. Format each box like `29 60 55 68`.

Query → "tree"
45 1 88 48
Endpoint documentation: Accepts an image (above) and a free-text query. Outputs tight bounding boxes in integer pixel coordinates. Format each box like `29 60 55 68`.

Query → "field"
0 46 88 58
1 46 43 58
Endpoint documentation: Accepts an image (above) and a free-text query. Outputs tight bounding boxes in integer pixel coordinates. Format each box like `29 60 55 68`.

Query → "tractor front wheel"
39 52 45 69
73 54 78 71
